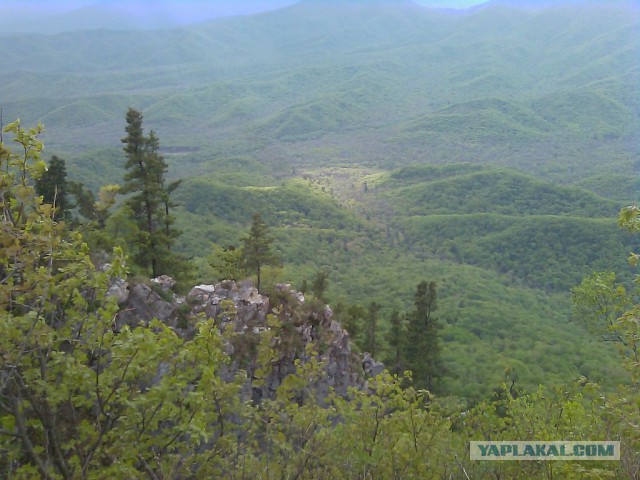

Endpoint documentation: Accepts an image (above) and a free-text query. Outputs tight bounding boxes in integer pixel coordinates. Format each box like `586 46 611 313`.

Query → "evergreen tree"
35 155 70 221
311 269 329 301
404 281 444 392
161 177 182 244
338 303 366 348
208 244 244 281
69 181 98 223
67 181 121 255
69 182 119 229
363 301 381 357
386 309 405 376
241 212 279 292
120 108 180 277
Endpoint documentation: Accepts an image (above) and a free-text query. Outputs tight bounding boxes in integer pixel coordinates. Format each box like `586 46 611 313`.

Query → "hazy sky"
2 0 490 16
0 0 494 33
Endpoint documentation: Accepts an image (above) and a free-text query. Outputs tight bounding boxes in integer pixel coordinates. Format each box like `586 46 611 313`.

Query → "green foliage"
333 302 366 347
572 272 631 337
0 123 286 477
311 269 329 301
2 2 640 473
576 174 640 204
241 212 280 292
69 182 120 229
175 175 358 229
266 214 627 400
458 382 631 479
620 205 640 236
403 215 633 291
2 122 640 479
405 281 444 393
250 367 458 479
120 108 190 280
2 2 636 187
380 164 635 291
207 244 245 282
385 309 406 376
2 5 634 403
380 165 620 217
362 301 381 358
35 155 71 221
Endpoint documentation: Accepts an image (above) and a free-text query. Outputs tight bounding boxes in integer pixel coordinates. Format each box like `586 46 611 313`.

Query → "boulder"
106 278 129 304
116 283 177 329
151 275 176 292
362 352 385 378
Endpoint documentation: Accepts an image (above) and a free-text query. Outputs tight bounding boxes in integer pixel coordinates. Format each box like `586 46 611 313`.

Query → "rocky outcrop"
187 280 270 327
115 282 178 329
109 277 384 401
151 275 176 293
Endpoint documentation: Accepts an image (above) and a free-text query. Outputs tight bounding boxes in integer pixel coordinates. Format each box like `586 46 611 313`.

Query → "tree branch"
11 397 52 479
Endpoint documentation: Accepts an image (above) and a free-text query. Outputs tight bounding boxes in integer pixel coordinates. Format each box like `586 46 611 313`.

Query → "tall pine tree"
241 212 279 292
35 155 71 221
404 281 444 392
311 269 329 301
363 301 381 357
386 309 405 376
121 108 180 278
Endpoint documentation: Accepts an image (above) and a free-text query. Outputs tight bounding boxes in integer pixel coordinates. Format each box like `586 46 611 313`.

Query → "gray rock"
151 275 176 292
189 284 216 298
106 278 129 304
116 283 177 329
117 279 384 402
362 352 385 378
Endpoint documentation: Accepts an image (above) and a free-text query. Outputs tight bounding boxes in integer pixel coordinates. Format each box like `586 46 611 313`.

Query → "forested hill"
0 0 637 187
0 0 638 401
1 3 640 475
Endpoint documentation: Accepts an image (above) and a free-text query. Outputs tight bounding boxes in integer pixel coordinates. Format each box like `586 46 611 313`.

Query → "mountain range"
1 0 638 399
1 0 637 186
1 0 631 33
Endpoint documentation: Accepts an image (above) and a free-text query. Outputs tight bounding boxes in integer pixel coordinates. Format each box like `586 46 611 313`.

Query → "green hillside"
378 165 621 216
400 214 632 290
368 164 634 290
2 3 640 477
148 159 634 400
1 0 637 402
0 1 636 188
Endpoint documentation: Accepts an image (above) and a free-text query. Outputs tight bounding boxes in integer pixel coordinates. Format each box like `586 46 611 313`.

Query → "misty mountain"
1 0 638 403
0 0 299 34
0 0 637 187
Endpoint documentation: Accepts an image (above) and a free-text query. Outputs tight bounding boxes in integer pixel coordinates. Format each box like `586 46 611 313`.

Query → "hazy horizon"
0 0 494 34
0 0 489 27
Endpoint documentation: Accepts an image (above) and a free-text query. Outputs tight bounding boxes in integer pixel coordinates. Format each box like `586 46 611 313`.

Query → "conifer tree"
120 108 180 277
387 309 405 376
68 182 119 230
35 155 70 221
208 244 244 281
241 212 279 292
311 269 329 301
404 281 444 392
363 301 381 357
333 303 366 348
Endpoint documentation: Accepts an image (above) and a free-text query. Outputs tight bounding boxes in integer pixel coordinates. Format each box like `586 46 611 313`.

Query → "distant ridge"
472 0 638 9
0 0 636 190
0 0 298 33
299 0 416 4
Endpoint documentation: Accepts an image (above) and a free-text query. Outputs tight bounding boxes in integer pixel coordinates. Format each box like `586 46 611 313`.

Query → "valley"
1 0 638 401
2 1 640 477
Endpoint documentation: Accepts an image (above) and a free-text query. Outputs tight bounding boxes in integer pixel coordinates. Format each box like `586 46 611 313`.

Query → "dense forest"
1 0 639 478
